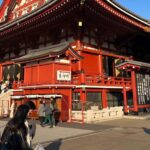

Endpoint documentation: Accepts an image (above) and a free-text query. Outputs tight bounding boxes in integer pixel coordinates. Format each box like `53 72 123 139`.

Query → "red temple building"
0 0 150 122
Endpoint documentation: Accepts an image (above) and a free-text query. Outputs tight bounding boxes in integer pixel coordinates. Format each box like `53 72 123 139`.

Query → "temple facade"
0 0 150 122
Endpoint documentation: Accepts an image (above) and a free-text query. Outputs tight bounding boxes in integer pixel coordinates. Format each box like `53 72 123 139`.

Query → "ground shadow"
45 139 62 150
143 127 150 135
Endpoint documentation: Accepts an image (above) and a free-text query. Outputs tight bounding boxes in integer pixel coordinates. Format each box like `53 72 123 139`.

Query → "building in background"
0 0 150 122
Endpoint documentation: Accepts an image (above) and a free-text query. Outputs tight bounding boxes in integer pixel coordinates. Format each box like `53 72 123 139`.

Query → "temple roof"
116 60 150 69
0 0 150 33
12 42 83 63
107 0 149 26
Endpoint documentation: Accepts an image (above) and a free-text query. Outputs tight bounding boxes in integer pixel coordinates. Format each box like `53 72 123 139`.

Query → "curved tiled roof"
12 42 83 63
108 0 150 26
12 42 70 63
116 60 150 69
0 0 60 31
0 0 150 33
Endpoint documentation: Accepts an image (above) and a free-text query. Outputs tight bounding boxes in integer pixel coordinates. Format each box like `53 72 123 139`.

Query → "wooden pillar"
76 40 81 50
131 70 138 114
123 86 128 114
102 89 107 108
37 65 39 83
78 51 85 84
98 54 103 75
68 89 72 122
52 63 55 84
80 89 86 103
80 88 86 124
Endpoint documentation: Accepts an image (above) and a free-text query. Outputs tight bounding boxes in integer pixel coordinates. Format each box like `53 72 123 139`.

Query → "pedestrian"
9 100 17 118
37 100 45 126
0 104 33 150
43 101 51 125
49 98 56 128
1 81 6 94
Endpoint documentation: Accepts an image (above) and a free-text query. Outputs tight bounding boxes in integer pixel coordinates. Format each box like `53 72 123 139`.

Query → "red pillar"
77 50 85 84
131 70 138 114
80 89 86 103
76 40 81 50
68 89 72 122
52 63 55 84
98 54 103 75
123 86 128 114
102 89 108 108
80 89 86 125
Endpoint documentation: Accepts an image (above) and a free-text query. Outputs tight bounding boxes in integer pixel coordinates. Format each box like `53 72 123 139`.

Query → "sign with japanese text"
136 73 150 105
57 70 71 81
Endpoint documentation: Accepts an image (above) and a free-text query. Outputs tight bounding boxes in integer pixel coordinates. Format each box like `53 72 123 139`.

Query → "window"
86 92 102 110
127 92 133 106
72 92 80 101
107 92 123 107
103 56 114 77
72 92 81 110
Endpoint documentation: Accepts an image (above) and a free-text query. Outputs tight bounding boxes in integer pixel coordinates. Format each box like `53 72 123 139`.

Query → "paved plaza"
1 117 150 150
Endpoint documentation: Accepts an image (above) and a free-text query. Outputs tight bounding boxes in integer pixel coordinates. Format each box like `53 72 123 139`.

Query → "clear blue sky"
0 0 150 20
116 0 150 20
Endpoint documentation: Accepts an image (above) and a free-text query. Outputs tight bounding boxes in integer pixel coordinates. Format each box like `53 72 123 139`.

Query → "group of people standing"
38 98 56 128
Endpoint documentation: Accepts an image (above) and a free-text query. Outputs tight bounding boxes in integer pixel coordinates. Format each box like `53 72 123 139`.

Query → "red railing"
13 75 131 89
72 75 132 87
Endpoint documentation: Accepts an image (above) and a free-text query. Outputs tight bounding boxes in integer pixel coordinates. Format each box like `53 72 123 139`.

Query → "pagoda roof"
116 60 150 70
0 0 150 34
106 0 149 26
0 0 59 31
13 42 83 63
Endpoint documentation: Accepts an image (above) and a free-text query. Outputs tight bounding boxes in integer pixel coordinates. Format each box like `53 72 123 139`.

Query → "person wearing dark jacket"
0 104 33 150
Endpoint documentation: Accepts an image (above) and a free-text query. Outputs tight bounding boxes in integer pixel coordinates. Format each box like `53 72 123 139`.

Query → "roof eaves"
0 0 59 31
116 60 150 68
12 42 69 63
106 0 150 27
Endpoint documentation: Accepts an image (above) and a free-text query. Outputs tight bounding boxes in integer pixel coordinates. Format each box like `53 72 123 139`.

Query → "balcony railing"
72 75 132 87
13 75 131 89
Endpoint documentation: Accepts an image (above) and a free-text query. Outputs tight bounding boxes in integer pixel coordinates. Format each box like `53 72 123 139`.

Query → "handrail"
12 75 131 89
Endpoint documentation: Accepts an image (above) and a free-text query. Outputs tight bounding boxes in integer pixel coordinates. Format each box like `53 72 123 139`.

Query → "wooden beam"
144 27 150 33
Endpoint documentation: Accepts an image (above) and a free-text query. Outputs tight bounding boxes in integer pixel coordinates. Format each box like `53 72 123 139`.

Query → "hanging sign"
57 70 71 81
136 72 150 105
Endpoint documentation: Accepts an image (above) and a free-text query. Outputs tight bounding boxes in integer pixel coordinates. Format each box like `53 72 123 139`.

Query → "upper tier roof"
0 0 149 33
107 0 149 26
12 42 83 63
